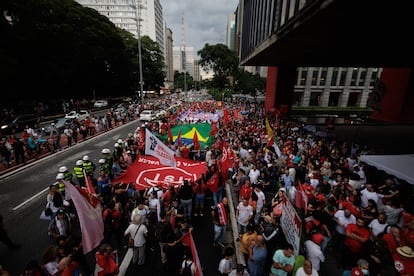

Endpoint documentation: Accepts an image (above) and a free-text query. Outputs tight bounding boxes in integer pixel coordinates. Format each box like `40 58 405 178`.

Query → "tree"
198 43 239 91
173 70 193 91
140 36 165 91
234 70 267 95
0 0 137 102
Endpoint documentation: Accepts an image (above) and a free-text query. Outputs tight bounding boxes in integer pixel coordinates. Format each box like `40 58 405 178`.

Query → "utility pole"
135 0 144 103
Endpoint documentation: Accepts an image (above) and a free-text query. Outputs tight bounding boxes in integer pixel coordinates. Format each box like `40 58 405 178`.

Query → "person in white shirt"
295 259 319 276
333 209 356 251
253 184 266 225
304 233 325 272
248 164 260 185
368 212 389 241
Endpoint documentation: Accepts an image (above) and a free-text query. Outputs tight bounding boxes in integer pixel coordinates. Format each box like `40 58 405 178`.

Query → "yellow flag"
265 117 273 139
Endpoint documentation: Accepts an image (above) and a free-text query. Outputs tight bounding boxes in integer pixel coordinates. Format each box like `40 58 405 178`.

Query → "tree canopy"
0 0 165 104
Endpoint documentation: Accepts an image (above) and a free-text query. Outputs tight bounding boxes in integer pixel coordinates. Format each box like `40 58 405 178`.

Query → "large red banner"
112 155 207 191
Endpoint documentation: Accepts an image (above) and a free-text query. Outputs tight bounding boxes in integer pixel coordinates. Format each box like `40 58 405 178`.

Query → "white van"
139 110 155 121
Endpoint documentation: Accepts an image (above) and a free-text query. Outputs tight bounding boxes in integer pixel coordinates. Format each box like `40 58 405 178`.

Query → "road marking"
12 187 49 211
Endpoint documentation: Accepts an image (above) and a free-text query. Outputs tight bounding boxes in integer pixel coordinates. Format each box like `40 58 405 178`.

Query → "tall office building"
226 13 236 51
76 0 165 54
172 46 195 79
164 26 174 87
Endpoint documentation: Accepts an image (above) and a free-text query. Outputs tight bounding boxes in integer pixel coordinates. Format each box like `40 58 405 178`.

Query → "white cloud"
160 0 238 57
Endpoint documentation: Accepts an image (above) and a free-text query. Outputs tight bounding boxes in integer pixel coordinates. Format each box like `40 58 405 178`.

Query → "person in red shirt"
239 178 253 202
193 178 207 216
382 225 402 254
393 246 414 276
342 217 370 269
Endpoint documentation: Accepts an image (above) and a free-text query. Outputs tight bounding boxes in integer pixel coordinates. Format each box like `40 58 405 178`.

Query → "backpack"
104 210 115 232
180 260 193 276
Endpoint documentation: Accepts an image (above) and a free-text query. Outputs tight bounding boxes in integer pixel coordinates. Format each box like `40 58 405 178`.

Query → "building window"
299 68 307 86
309 92 321 106
331 67 339 86
347 92 360 107
328 92 340 106
350 68 358 86
311 69 318 86
359 68 367 86
320 68 327 86
339 69 347 86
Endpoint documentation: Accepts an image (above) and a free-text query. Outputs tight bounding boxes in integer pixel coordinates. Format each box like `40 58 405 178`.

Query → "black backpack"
180 260 193 276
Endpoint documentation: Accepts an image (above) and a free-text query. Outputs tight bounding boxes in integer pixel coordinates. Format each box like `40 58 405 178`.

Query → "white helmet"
59 166 68 173
114 143 119 147
98 158 106 164
101 148 111 154
56 173 64 180
117 139 123 144
82 155 89 161
76 160 83 166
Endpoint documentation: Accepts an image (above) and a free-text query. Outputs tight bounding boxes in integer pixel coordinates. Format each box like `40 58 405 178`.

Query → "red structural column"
265 66 296 116
371 68 414 123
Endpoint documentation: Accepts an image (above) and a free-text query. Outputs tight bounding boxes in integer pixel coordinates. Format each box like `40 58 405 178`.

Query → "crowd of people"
1 96 414 276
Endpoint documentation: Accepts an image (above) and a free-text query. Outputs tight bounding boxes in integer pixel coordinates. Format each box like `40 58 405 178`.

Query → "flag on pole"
223 107 230 125
64 180 103 254
220 139 232 181
145 128 176 167
209 121 217 136
84 169 96 195
207 171 219 193
167 123 173 144
265 117 273 138
177 129 182 147
179 231 204 276
295 180 308 214
193 129 200 150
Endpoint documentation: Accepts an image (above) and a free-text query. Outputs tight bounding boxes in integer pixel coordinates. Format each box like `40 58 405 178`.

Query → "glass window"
311 70 318 86
339 69 347 86
331 67 339 86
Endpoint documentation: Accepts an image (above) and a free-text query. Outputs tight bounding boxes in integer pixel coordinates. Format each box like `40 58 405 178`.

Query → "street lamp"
135 0 144 103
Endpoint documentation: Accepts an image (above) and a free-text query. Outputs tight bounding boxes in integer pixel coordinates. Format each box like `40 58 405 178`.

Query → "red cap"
312 233 324 245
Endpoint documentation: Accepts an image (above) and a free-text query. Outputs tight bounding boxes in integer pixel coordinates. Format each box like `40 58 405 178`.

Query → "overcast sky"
160 0 238 56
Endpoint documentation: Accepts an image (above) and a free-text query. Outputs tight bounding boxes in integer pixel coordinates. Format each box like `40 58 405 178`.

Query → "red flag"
177 130 182 147
220 139 232 181
168 123 173 144
295 180 308 214
179 231 204 276
207 172 219 193
193 130 200 150
209 121 217 136
64 181 103 254
139 127 145 149
223 108 229 125
84 170 96 195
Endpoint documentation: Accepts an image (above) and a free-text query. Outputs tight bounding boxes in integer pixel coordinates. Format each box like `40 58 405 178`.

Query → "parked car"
0 114 39 134
64 110 91 121
42 117 73 135
139 110 156 121
93 100 108 108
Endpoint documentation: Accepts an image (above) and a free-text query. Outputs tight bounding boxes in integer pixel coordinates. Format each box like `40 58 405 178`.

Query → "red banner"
112 155 207 191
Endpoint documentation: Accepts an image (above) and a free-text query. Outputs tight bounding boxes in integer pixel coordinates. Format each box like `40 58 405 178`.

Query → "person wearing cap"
55 173 66 197
101 148 114 178
304 233 325 272
73 160 85 187
59 166 73 183
393 245 414 275
82 155 96 179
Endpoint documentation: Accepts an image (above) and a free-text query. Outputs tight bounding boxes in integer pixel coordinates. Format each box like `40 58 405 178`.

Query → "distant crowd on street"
1 96 414 276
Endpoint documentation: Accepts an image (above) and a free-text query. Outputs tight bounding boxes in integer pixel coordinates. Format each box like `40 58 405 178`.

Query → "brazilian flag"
160 123 215 149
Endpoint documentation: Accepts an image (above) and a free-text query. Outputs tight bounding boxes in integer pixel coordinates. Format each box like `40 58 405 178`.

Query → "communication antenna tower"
180 9 187 91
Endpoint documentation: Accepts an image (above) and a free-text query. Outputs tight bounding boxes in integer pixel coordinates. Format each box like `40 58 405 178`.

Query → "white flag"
145 128 176 167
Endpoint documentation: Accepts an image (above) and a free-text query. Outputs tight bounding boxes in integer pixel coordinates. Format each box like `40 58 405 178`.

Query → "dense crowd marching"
1 97 414 276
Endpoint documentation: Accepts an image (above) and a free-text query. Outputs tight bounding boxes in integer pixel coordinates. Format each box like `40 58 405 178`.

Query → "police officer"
55 173 66 197
59 166 73 183
82 155 96 179
73 160 85 187
101 148 113 179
